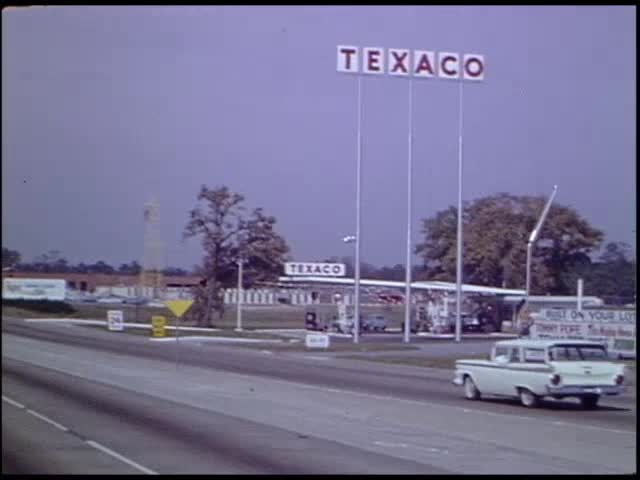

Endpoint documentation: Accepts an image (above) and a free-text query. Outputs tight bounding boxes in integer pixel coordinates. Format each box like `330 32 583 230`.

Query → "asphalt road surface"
2 317 636 474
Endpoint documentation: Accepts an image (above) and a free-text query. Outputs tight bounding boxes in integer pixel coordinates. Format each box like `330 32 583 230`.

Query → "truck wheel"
519 388 539 408
580 395 599 409
464 376 481 400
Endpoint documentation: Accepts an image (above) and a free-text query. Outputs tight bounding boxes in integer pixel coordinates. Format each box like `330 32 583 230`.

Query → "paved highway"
2 317 636 474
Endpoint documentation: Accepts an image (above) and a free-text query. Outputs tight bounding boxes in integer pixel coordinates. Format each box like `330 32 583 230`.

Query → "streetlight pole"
236 259 243 331
523 185 558 327
343 235 356 323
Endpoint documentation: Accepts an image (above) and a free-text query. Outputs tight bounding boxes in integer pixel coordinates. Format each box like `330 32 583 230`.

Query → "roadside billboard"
530 309 636 358
2 278 66 301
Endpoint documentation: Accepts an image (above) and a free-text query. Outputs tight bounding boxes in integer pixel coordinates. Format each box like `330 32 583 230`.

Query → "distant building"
2 271 201 293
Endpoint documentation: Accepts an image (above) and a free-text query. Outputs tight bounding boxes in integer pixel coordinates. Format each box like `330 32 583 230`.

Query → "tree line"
3 187 635 326
1 249 191 276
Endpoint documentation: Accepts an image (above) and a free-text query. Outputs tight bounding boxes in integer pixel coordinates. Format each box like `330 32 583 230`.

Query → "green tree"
183 185 290 327
88 261 115 274
415 193 604 294
2 247 21 269
118 261 142 275
163 266 189 276
564 242 635 304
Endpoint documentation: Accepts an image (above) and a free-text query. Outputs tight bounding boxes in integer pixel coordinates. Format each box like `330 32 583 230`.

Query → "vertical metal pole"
404 78 414 343
523 185 557 327
524 242 533 330
236 260 243 331
175 313 179 369
577 278 583 312
455 80 464 343
354 75 362 344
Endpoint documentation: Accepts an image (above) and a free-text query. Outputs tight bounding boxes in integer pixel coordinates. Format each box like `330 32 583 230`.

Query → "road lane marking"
2 393 156 473
2 395 25 409
374 441 449 454
86 440 158 475
375 441 409 448
551 420 633 435
26 409 69 432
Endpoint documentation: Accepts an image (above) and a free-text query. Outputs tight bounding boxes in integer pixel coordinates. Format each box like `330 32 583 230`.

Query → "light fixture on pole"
523 185 558 327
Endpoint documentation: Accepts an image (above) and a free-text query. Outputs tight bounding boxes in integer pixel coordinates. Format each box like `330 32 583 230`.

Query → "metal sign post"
404 78 414 343
337 46 485 345
236 259 243 332
164 300 194 369
354 74 363 344
455 81 464 343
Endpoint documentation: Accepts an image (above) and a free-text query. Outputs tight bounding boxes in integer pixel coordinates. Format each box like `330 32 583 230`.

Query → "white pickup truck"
453 339 626 408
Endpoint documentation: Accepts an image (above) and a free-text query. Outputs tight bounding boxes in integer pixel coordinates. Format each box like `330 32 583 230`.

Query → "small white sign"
107 310 124 331
305 334 330 349
285 262 345 277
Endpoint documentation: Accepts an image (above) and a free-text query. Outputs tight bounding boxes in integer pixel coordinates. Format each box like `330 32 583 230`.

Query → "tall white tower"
140 197 165 299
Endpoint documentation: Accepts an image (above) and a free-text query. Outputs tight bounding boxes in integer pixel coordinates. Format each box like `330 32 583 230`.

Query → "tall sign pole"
336 45 365 344
403 77 414 343
337 47 485 346
353 74 363 344
455 79 465 343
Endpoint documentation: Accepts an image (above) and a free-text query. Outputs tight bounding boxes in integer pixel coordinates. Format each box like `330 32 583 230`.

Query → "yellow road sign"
151 315 166 337
164 300 193 318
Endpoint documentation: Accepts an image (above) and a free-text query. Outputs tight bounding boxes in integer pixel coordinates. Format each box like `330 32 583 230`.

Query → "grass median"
65 323 423 353
75 323 288 341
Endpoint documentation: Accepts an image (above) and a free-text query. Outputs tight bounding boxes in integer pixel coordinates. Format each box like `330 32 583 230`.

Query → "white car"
453 339 626 408
96 296 124 304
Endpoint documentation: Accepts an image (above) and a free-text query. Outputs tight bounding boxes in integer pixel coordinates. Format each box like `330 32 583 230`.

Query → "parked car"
462 313 497 333
96 296 124 304
305 310 328 331
452 339 626 409
123 296 149 305
361 314 388 332
332 315 355 334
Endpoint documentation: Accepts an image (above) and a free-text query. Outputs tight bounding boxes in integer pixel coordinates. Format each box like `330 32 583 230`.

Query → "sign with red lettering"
337 45 485 81
531 319 636 358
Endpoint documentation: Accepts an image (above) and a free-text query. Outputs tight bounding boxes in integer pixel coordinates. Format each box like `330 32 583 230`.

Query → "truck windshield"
549 345 608 361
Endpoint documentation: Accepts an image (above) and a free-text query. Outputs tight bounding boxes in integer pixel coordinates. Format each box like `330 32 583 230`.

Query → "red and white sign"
337 45 485 81
531 318 636 357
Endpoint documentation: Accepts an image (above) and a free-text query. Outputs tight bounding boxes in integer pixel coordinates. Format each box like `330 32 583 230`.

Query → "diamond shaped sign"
164 300 193 318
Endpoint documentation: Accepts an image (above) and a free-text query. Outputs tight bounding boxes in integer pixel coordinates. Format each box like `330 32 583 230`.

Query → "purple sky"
2 6 636 269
